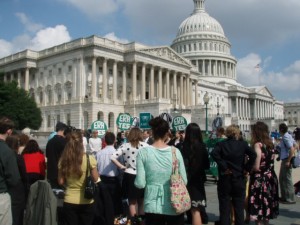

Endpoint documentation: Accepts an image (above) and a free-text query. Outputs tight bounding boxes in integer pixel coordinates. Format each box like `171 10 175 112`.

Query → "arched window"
108 112 114 130
97 111 104 121
84 111 89 129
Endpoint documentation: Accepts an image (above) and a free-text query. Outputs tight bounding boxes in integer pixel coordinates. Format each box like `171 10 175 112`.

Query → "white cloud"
60 0 119 17
237 53 300 102
0 24 71 58
0 39 13 58
103 32 129 43
29 25 71 51
15 12 43 33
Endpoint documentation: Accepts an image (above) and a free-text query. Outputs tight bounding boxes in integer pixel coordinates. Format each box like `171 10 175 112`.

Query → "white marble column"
186 76 190 106
113 60 118 101
166 70 170 99
195 81 198 105
180 74 183 105
158 67 162 98
208 60 211 76
132 61 137 101
150 65 154 99
202 60 205 75
141 63 146 100
102 58 107 99
25 68 29 91
173 72 177 101
122 64 127 102
17 71 21 88
236 97 239 117
91 57 97 98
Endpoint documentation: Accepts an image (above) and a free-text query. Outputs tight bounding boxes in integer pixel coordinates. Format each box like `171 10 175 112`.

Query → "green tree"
0 81 42 130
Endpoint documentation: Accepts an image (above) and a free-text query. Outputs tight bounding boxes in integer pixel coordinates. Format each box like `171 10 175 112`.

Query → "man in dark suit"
143 129 154 145
211 125 256 225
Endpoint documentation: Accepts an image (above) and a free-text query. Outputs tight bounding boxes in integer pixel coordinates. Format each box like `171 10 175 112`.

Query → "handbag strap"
171 147 179 175
86 154 91 177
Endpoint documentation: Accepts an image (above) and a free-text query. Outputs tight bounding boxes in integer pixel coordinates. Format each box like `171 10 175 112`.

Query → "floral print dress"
248 143 279 221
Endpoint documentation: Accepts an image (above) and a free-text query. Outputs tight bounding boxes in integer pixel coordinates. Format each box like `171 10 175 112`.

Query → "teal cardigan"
134 146 187 215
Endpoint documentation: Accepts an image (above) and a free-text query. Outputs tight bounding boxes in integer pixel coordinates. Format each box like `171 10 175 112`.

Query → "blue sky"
1 0 300 103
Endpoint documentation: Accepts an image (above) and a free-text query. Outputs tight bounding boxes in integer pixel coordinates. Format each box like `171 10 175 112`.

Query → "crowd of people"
0 116 299 225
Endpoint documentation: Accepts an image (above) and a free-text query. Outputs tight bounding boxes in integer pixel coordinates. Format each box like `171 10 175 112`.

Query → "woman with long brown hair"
58 131 99 225
248 121 279 225
111 127 148 219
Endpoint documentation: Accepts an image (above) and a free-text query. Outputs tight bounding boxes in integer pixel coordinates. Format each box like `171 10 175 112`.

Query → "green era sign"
116 113 132 131
139 112 152 129
91 120 108 137
172 116 188 131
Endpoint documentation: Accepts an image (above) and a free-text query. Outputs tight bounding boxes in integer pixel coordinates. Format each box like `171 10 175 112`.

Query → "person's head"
19 133 30 147
6 134 20 153
279 123 288 134
225 125 240 139
104 132 116 145
142 130 151 140
92 130 99 138
55 122 69 137
184 123 203 144
251 121 273 149
0 117 14 139
149 117 169 141
59 130 84 179
127 127 143 147
22 139 42 154
216 127 225 138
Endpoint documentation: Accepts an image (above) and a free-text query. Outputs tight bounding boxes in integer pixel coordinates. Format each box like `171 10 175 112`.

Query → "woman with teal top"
135 117 188 225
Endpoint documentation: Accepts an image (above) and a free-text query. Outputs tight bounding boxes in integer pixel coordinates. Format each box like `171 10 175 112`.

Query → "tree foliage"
0 81 42 130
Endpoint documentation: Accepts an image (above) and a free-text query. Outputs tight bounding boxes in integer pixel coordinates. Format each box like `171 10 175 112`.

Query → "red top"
23 152 46 176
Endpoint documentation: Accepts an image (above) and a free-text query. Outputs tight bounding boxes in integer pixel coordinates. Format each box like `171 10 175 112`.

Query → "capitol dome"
171 0 238 85
176 5 225 38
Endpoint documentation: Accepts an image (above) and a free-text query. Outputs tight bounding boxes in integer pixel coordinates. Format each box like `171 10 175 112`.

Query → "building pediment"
249 86 273 98
138 46 191 67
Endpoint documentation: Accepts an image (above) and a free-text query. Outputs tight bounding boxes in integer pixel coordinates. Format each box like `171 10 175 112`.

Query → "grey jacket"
24 180 57 225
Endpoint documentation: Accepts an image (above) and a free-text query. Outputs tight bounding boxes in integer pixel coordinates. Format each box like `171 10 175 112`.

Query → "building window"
68 65 72 73
56 115 60 123
68 92 72 100
47 115 51 128
58 68 62 75
48 90 52 103
109 69 113 75
127 73 131 79
66 114 71 126
98 67 102 72
57 94 61 102
88 64 92 72
39 92 43 104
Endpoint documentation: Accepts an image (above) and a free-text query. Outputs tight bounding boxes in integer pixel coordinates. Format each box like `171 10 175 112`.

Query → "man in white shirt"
88 130 102 156
96 132 122 216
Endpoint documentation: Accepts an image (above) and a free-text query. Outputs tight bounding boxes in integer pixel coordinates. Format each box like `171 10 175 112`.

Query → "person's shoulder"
139 141 149 148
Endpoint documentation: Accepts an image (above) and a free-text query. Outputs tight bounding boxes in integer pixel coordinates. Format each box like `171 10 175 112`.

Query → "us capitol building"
0 0 284 133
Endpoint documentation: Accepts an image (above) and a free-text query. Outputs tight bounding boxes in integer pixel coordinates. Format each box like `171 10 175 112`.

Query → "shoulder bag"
291 150 300 168
84 154 96 199
170 147 191 214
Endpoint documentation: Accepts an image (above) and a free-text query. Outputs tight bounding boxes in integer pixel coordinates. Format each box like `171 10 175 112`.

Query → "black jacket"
211 138 256 177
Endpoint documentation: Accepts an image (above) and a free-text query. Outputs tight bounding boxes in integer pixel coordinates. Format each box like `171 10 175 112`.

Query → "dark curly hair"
149 117 169 141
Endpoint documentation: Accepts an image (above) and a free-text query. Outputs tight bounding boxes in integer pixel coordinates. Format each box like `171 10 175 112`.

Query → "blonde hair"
225 125 240 139
59 131 84 179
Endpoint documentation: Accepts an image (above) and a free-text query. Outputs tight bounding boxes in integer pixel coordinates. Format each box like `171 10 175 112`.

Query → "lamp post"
204 92 210 135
